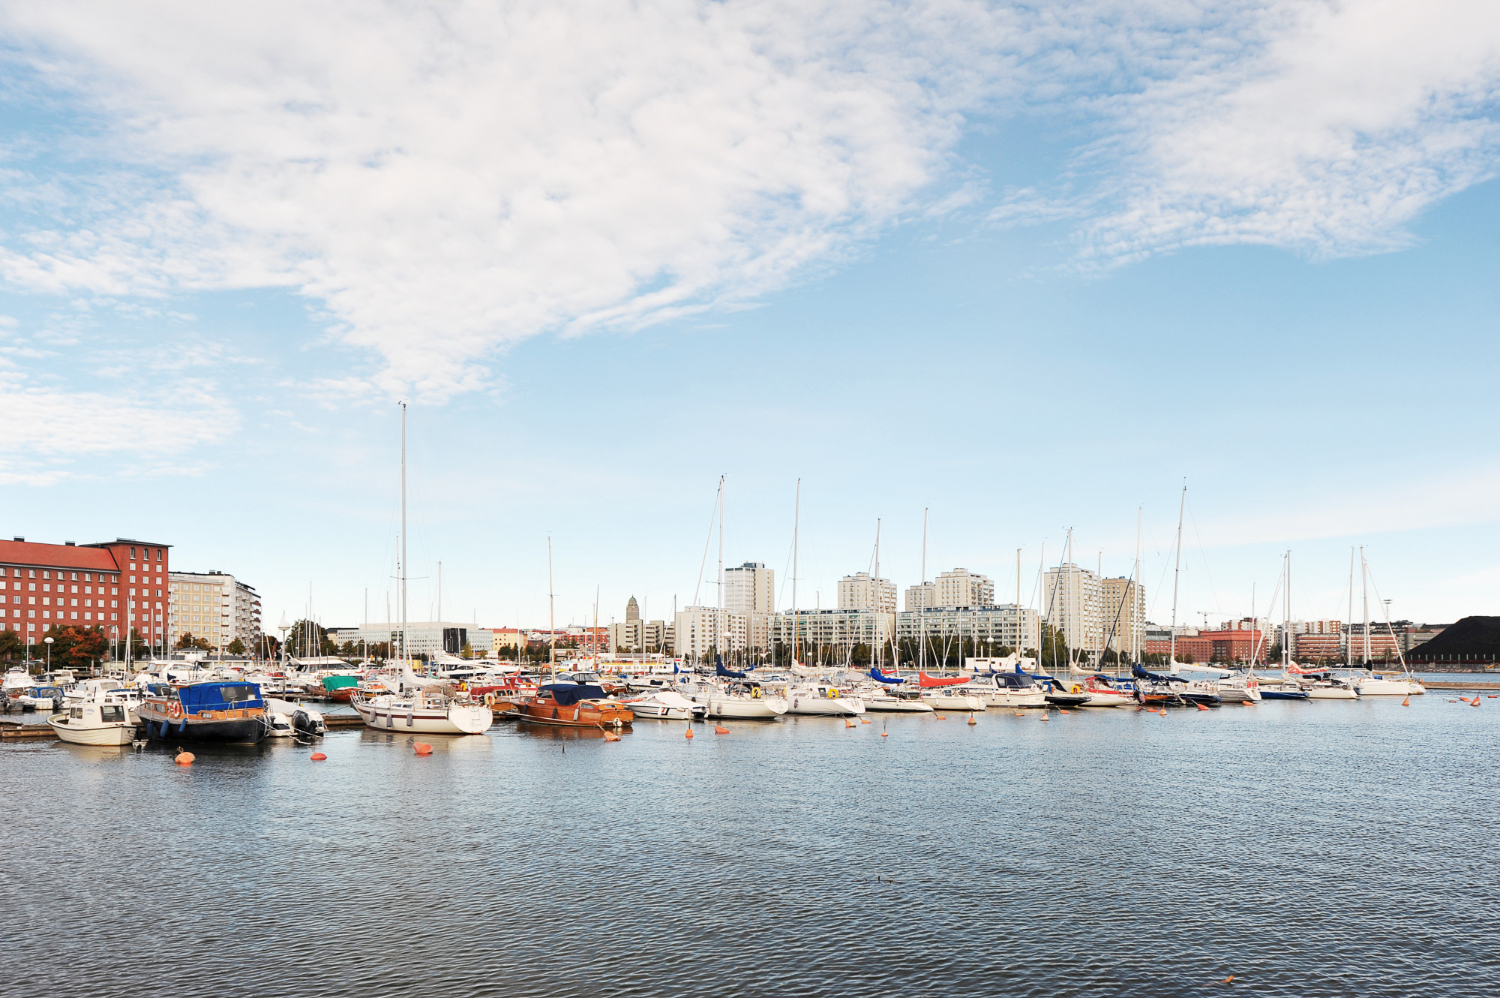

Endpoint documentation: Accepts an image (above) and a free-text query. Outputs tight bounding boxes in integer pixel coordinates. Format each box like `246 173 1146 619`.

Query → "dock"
1424 681 1500 690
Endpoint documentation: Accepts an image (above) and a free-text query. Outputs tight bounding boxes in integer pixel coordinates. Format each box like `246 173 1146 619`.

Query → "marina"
4 680 1496 998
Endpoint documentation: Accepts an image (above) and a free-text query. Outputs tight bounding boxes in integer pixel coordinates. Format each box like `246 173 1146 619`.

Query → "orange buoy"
310 752 327 761
935 714 948 720
685 726 694 739
861 718 872 724
880 732 889 737
714 725 730 735
1014 710 1024 716
967 715 977 725
1401 696 1410 706
845 719 856 728
1196 703 1209 711
1039 714 1050 721
603 731 621 741
173 751 195 766
1472 699 1482 707
414 742 433 755
1059 709 1070 715
1221 976 1234 984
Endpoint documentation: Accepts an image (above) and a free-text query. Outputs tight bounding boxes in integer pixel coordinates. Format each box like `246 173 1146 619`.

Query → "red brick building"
0 537 171 651
1144 626 1272 664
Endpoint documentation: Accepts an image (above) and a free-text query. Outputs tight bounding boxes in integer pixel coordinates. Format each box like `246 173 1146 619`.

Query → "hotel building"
168 570 262 653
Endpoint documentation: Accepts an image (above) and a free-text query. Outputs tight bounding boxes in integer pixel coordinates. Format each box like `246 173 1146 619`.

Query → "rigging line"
691 478 722 608
1363 562 1411 673
1185 499 1224 616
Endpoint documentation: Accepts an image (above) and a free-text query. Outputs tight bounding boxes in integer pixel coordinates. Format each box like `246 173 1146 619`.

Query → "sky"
1 1 1498 634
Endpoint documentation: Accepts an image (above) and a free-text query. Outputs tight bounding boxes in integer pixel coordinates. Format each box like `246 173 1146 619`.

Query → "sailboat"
1351 548 1425 696
354 403 494 736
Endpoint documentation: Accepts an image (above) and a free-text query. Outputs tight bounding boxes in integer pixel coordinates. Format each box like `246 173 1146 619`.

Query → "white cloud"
1081 0 1500 263
0 0 1496 397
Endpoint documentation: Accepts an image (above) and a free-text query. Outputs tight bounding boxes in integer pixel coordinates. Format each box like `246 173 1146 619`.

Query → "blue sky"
2 1 1498 633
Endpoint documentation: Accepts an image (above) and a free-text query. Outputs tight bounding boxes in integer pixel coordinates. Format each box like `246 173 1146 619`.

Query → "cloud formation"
0 0 1496 396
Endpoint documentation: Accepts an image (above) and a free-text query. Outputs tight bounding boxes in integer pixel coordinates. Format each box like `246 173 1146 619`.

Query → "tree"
43 625 108 671
176 632 211 651
0 629 23 663
286 619 328 657
226 638 247 656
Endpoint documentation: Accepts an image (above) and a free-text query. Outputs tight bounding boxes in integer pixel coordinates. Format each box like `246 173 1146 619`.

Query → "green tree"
226 638 247 656
286 619 327 657
44 625 108 671
176 631 211 651
0 629 24 663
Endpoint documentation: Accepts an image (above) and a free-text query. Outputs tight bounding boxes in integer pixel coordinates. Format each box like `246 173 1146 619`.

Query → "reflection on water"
3 695 1498 998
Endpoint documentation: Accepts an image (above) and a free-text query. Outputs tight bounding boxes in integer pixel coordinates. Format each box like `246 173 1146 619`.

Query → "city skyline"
1 4 1497 632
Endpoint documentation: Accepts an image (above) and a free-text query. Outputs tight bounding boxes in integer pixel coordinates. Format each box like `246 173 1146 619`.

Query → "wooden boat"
137 681 271 743
516 683 632 728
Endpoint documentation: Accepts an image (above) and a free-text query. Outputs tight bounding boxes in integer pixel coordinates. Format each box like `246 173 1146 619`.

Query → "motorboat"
686 682 789 719
48 694 139 746
1072 675 1137 708
957 672 1049 708
138 681 272 743
18 686 66 713
265 697 327 738
624 690 707 720
784 682 865 716
515 683 632 728
1258 680 1311 701
353 686 493 734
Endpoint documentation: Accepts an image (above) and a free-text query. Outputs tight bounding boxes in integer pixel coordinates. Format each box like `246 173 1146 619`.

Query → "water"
3 695 1498 997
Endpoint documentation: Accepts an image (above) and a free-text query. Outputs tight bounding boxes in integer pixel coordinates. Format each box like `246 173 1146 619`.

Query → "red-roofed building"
0 536 172 652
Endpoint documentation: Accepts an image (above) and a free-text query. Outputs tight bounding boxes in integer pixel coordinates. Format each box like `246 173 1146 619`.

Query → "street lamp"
44 636 54 675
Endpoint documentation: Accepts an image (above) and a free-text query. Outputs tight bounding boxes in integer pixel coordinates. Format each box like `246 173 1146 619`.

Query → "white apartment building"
724 562 775 616
329 621 482 658
674 606 749 662
772 608 896 659
838 572 897 614
933 568 995 609
1099 576 1146 656
897 605 1040 657
168 571 261 653
609 618 672 654
904 581 935 611
1043 563 1104 655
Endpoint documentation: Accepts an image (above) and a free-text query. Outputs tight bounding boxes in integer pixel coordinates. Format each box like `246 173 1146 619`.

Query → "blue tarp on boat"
716 655 747 679
541 683 606 705
178 682 264 712
868 667 904 685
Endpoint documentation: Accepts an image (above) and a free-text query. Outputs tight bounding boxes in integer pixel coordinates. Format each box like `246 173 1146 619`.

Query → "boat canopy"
541 683 607 705
1132 665 1179 685
716 656 747 680
869 667 904 685
322 675 359 691
179 682 265 712
918 671 970 688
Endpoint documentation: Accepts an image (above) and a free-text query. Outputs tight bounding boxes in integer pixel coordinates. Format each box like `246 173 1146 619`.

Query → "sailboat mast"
873 517 881 671
1361 546 1370 664
1283 551 1291 671
920 507 928 674
1133 506 1142 666
791 479 800 668
1347 547 1355 668
1168 484 1185 668
717 475 725 666
400 401 407 666
548 536 556 682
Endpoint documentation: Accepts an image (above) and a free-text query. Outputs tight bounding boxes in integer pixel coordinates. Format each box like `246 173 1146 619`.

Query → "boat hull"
923 694 986 711
862 697 936 713
1356 679 1425 696
353 699 494 734
139 713 269 743
1306 686 1359 700
48 716 136 745
785 696 863 716
698 696 788 718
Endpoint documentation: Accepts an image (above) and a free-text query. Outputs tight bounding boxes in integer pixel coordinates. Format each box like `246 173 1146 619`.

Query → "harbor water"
3 693 1498 997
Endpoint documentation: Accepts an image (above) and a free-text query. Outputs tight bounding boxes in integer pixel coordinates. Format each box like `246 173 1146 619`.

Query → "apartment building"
897 605 1040 656
0 536 171 651
773 608 896 659
1098 576 1145 655
673 606 749 661
168 570 262 653
933 568 994 609
1043 563 1104 655
838 572 897 614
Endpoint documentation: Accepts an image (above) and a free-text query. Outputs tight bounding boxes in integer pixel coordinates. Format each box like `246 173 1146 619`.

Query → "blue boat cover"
716 655 748 679
178 682 264 712
541 683 606 706
1132 665 1176 684
868 667 904 685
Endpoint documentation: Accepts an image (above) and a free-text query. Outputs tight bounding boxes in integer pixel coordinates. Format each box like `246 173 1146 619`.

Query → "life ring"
827 688 838 699
751 687 761 699
484 693 497 707
168 702 183 719
1069 684 1082 695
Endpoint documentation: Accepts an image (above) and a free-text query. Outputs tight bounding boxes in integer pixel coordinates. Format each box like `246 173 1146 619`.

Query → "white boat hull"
48 716 136 745
1306 685 1359 700
785 695 863 716
1356 678 1425 696
354 699 493 734
1077 690 1136 708
921 693 985 711
862 696 936 713
627 702 700 720
699 696 788 718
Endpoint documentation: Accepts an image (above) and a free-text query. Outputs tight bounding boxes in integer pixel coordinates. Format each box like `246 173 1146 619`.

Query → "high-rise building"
898 605 1040 658
773 609 896 660
1043 563 1104 655
904 581 935 612
723 562 775 615
168 570 262 653
673 606 749 661
625 596 640 621
0 536 171 652
932 568 994 609
838 572 896 614
1098 577 1145 656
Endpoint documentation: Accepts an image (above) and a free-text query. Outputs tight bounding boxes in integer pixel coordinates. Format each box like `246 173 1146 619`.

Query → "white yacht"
686 683 788 719
957 673 1049 708
920 690 985 712
785 682 865 716
48 690 140 746
859 688 936 713
264 697 328 738
1355 672 1425 696
624 690 707 720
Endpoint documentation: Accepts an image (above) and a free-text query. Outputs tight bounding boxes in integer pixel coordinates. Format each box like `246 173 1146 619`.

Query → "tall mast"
1361 546 1370 664
1168 484 1185 669
400 401 408 666
1133 506 1142 665
1283 551 1291 671
791 479 800 668
873 517 881 670
1347 547 1355 668
920 507 928 674
548 536 555 682
717 474 725 665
